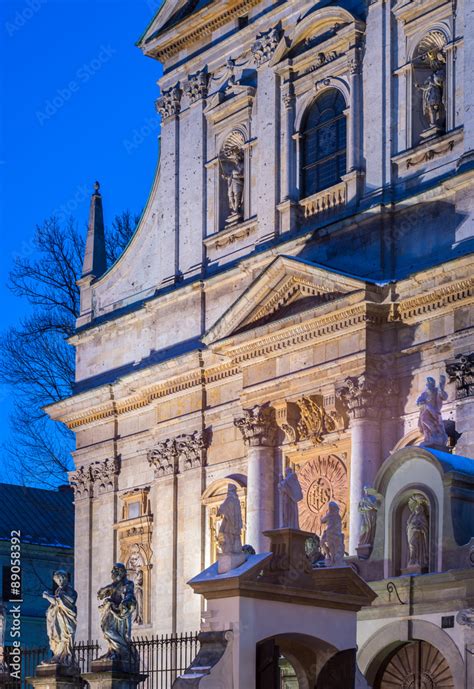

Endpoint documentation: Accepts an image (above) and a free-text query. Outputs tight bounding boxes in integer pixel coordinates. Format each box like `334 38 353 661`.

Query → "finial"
94 181 100 194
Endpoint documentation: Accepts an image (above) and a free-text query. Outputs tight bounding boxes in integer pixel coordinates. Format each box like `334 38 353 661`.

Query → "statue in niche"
357 487 382 550
127 546 145 626
415 48 446 134
406 494 429 570
220 130 245 227
42 570 77 667
217 484 243 555
320 501 345 567
416 375 448 448
278 467 303 529
97 563 137 665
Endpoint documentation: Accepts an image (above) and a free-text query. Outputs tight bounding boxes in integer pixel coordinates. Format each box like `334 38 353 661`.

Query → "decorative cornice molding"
251 27 281 67
147 430 207 477
69 457 120 499
391 278 474 322
234 403 278 447
446 352 474 399
155 85 181 119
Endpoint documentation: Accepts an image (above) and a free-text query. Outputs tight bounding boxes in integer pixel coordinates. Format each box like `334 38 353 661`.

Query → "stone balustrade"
299 181 347 219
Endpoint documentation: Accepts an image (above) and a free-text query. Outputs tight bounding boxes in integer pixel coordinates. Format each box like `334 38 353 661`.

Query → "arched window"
301 89 347 197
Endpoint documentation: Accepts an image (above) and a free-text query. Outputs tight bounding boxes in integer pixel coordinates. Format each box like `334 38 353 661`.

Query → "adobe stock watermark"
4 0 47 38
7 531 22 681
123 116 160 154
36 44 117 126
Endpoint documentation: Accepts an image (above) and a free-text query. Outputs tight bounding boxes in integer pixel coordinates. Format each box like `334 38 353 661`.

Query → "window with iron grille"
301 89 347 197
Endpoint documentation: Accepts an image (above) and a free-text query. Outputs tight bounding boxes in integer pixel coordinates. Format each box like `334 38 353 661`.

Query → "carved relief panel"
115 487 153 626
292 452 349 540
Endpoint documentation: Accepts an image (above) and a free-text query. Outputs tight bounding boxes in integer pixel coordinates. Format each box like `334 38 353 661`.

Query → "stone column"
458 0 474 170
446 353 474 457
277 88 298 233
337 375 384 555
234 404 278 553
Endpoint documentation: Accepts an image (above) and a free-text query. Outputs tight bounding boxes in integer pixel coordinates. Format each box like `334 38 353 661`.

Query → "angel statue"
97 563 137 666
416 375 448 448
278 467 303 529
357 487 383 553
41 570 77 667
320 501 345 567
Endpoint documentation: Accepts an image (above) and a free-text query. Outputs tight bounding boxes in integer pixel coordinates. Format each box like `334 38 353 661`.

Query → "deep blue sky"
0 0 163 476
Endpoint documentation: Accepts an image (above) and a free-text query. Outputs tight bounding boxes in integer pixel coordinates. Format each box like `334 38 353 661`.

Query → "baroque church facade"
48 1 474 687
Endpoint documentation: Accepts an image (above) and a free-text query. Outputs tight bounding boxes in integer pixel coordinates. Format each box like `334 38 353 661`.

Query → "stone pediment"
203 256 367 346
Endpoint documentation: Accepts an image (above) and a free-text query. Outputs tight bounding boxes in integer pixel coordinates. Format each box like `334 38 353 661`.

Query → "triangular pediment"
203 256 368 346
138 0 204 47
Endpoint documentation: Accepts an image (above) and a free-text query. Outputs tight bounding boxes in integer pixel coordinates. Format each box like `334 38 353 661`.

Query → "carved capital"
183 70 209 104
147 438 178 478
148 430 207 477
69 465 92 499
336 374 389 421
176 430 207 470
155 85 181 119
251 27 281 67
71 458 120 497
446 352 474 399
234 403 278 447
456 608 474 629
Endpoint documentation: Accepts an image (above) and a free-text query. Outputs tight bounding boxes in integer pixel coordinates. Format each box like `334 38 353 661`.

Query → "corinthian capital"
155 85 181 120
184 70 209 104
336 374 385 421
251 27 281 67
69 465 91 499
148 438 177 478
234 403 278 447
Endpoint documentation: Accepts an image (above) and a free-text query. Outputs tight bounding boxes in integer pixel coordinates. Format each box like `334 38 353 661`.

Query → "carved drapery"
155 85 181 119
297 454 348 537
69 457 120 498
251 27 281 67
234 403 278 447
274 396 346 445
446 352 474 399
115 487 153 627
202 481 247 564
147 430 207 477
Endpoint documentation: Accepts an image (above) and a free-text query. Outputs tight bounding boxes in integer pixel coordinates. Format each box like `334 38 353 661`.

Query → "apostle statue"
416 50 446 131
357 487 382 549
217 484 243 555
97 563 137 665
278 467 303 529
42 570 77 667
406 494 429 570
320 501 345 567
221 145 244 222
416 375 448 447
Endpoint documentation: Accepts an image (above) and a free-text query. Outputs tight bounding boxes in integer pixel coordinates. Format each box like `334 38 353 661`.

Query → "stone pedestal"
217 551 246 574
401 563 428 576
26 663 82 689
82 658 146 689
356 544 372 561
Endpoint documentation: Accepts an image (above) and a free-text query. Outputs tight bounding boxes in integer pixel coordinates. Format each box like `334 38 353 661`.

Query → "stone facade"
47 0 474 686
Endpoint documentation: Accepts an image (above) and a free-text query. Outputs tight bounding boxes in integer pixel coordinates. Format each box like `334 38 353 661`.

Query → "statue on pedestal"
406 494 429 570
357 487 382 558
216 485 246 573
97 563 137 665
320 502 345 567
416 375 448 448
278 467 303 529
42 570 77 667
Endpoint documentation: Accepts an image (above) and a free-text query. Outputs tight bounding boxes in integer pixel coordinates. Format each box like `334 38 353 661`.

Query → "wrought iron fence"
1 633 199 689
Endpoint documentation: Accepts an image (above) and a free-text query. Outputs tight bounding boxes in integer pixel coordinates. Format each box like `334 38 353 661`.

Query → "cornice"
141 0 262 62
391 277 474 323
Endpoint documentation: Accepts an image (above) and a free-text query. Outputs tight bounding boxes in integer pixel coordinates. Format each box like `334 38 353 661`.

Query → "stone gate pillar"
337 375 384 555
234 404 278 553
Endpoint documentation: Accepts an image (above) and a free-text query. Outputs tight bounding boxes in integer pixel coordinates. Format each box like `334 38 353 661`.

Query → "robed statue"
97 563 137 665
278 467 303 529
217 484 243 555
42 570 77 666
358 487 382 549
416 375 448 447
406 494 429 570
320 501 345 567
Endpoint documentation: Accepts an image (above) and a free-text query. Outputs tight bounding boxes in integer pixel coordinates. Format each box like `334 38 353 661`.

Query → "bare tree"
0 212 137 487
